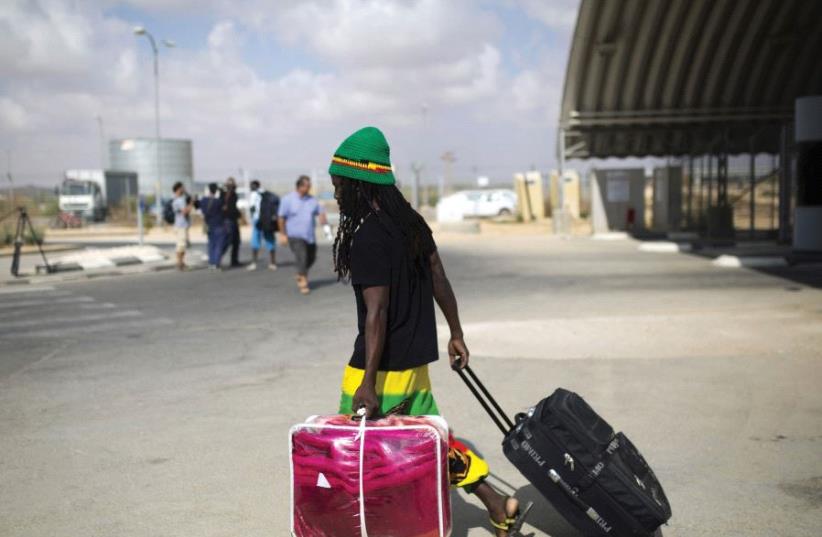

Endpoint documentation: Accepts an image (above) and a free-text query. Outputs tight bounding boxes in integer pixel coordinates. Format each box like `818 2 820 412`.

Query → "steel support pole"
718 153 728 207
778 123 792 243
137 196 144 245
152 42 163 229
771 153 777 231
556 127 567 235
698 155 704 228
687 155 694 229
749 140 756 237
707 154 713 210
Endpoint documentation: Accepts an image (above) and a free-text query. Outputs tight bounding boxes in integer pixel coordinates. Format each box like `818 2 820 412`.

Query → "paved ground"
1 234 820 536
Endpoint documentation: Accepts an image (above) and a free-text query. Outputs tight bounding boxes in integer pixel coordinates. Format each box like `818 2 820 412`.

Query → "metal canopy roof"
559 0 822 160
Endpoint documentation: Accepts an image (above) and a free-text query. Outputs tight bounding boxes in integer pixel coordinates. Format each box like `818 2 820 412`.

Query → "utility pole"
6 150 13 209
420 103 429 206
134 26 174 227
440 151 455 201
410 162 423 208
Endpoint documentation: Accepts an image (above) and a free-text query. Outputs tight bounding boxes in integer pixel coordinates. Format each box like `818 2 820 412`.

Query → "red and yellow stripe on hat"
331 155 393 174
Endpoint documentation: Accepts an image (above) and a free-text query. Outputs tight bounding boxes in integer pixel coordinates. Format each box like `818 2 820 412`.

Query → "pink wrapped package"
290 414 452 537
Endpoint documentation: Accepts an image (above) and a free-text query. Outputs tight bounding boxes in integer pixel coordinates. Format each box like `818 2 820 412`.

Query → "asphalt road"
1 235 821 536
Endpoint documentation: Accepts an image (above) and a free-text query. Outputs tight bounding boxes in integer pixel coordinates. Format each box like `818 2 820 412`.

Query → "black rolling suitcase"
455 365 672 536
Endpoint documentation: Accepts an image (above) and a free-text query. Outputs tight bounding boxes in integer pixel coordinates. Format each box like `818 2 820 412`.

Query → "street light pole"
5 149 13 210
134 27 174 234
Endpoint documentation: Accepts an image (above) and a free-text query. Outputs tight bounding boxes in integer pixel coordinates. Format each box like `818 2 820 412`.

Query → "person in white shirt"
247 180 278 271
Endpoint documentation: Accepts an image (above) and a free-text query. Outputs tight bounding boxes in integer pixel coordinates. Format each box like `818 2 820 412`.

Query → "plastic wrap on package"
290 414 452 537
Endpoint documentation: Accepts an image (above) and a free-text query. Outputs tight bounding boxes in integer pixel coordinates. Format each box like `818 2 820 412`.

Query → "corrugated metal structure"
559 0 822 159
558 0 822 241
109 138 193 198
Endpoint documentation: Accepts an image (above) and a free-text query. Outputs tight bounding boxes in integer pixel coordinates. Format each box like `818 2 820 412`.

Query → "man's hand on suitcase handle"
449 336 470 371
352 383 380 419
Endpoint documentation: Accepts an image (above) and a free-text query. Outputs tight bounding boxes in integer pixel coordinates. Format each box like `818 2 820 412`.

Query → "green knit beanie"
328 126 395 185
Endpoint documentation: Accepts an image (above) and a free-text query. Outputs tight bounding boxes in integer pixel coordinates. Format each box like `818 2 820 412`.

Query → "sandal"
489 497 533 537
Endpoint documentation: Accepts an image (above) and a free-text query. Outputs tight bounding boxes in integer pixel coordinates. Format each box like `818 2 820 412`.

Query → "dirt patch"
779 476 822 507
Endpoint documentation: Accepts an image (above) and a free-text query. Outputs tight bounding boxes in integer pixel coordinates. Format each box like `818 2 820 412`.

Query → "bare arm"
277 216 288 244
430 250 469 369
352 285 389 417
319 212 329 226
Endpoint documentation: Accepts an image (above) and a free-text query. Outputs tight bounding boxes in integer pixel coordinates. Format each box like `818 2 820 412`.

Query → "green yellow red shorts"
339 364 489 490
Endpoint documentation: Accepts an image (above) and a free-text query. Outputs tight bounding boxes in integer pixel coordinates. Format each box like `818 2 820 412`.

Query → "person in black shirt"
222 176 242 268
194 182 226 270
329 126 526 537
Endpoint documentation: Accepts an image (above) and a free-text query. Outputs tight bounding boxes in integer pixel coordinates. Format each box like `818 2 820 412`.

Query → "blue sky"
1 0 581 188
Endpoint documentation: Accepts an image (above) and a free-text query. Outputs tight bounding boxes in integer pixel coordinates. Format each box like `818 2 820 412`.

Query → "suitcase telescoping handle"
452 361 515 436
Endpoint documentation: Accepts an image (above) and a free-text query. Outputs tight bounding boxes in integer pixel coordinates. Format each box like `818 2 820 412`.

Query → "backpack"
162 199 175 225
257 191 280 232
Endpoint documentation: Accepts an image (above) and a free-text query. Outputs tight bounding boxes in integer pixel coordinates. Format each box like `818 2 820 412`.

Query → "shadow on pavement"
512 485 582 537
450 490 495 537
310 277 341 290
450 483 582 537
450 435 582 537
629 233 822 290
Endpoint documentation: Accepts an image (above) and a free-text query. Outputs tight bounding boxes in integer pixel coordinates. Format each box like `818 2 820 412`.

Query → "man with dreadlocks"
329 126 528 537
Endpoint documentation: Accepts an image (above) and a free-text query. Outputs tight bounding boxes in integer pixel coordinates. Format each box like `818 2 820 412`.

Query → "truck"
59 169 138 222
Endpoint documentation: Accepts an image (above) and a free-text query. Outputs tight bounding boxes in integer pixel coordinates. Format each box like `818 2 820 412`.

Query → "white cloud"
511 70 541 111
1 0 576 184
0 97 30 130
516 0 579 31
0 1 87 75
273 0 500 67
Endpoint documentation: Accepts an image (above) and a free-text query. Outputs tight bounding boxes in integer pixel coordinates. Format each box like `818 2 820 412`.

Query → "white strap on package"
355 408 369 537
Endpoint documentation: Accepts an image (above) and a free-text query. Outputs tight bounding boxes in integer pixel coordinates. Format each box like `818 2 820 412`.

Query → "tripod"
1 207 53 277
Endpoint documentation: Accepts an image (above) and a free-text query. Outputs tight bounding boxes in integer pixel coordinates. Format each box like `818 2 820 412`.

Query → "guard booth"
651 166 683 233
514 171 546 222
590 168 645 233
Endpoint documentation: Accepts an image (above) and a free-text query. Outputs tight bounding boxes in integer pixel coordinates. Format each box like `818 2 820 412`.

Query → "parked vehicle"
436 189 518 222
58 170 138 222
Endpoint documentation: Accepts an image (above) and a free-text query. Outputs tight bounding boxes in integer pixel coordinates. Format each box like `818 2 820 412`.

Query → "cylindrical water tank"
794 96 822 252
109 138 194 199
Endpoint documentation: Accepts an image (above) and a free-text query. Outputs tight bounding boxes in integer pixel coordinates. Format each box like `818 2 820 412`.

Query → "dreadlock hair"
332 175 434 282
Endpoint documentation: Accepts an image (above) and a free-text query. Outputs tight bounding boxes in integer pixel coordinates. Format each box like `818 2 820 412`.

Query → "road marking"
0 295 94 310
0 302 119 321
78 302 117 310
0 318 174 339
0 286 57 296
0 310 142 330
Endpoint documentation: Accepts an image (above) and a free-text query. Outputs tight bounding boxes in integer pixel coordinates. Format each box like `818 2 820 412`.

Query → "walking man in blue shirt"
277 175 332 295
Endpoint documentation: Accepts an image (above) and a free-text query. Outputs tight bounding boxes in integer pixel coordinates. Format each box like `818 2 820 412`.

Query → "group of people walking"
170 174 332 294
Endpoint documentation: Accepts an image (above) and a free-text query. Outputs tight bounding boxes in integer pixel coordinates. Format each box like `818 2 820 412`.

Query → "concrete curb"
591 232 631 241
1 260 204 287
638 241 693 253
712 255 788 268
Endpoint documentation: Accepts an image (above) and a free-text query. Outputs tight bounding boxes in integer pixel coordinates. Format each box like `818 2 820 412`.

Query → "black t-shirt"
349 212 438 371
